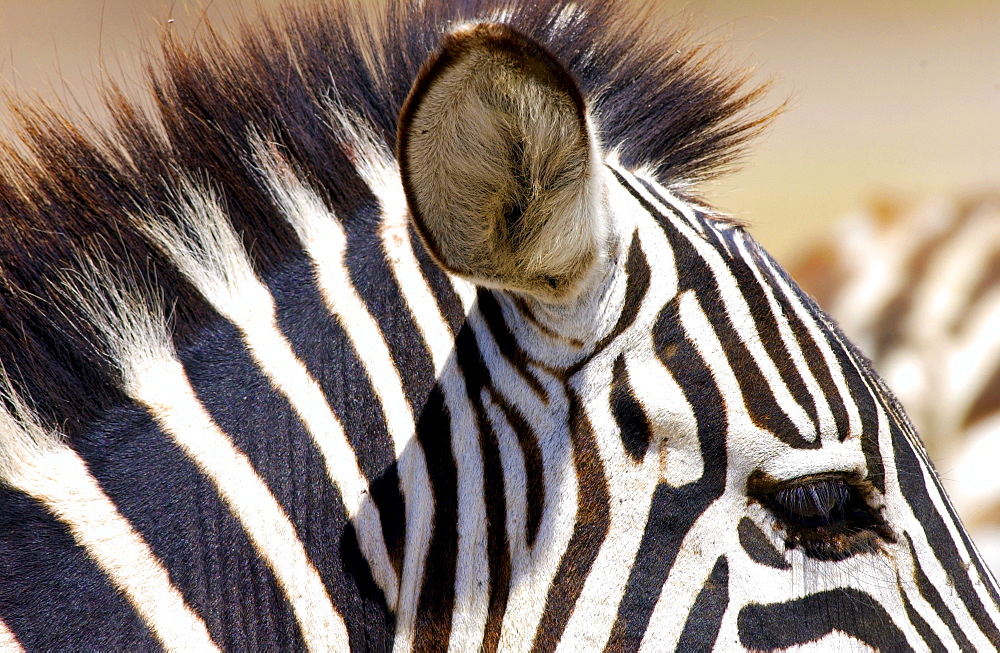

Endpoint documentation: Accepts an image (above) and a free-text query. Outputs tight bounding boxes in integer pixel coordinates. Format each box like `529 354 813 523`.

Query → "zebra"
0 0 998 649
791 191 1000 577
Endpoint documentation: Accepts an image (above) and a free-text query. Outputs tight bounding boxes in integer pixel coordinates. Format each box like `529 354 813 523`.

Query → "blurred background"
1 0 998 264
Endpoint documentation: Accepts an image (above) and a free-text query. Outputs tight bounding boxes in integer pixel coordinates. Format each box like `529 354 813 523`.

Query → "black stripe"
721 230 821 427
613 170 815 449
633 177 703 234
414 388 459 649
532 388 611 651
455 325 511 653
675 556 729 651
606 297 729 650
345 202 437 412
563 230 651 381
370 464 407 584
491 389 546 548
610 353 653 462
818 316 887 492
271 254 406 577
477 288 549 403
892 408 1000 647
340 525 396 653
738 588 908 650
76 402 306 650
759 254 852 441
409 223 467 335
892 374 1000 636
885 383 1000 614
591 230 651 355
905 532 974 651
900 575 948 652
737 517 790 570
513 295 584 348
0 485 159 650
179 313 400 648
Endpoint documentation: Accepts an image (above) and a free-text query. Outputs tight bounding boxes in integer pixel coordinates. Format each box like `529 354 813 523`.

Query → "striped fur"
792 192 1000 574
0 0 997 650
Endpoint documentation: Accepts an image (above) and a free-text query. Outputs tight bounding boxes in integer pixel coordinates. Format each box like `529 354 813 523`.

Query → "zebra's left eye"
748 472 895 561
772 477 852 527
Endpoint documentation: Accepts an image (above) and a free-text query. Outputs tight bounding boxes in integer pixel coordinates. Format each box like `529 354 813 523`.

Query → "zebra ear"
398 23 608 301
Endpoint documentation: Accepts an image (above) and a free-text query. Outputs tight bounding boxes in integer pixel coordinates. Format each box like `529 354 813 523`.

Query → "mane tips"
0 0 780 440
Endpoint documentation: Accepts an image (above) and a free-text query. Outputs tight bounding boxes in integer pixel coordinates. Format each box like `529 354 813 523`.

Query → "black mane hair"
0 0 776 437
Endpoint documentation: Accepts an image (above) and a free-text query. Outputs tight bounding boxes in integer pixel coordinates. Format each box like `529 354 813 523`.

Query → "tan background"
1 0 998 264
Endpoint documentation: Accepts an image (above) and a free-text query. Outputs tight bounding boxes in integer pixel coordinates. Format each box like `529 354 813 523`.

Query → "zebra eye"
772 477 851 527
748 472 895 561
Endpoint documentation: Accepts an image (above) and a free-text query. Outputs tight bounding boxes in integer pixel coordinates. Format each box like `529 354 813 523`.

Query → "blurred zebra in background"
791 192 1000 572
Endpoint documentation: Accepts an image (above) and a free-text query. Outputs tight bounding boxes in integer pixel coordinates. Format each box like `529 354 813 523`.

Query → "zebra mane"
0 0 775 438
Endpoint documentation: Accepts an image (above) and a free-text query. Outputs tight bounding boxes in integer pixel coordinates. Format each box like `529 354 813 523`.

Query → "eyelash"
773 477 852 527
749 473 896 561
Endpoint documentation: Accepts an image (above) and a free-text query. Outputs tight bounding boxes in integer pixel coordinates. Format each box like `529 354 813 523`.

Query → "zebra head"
0 1 998 651
397 21 1000 650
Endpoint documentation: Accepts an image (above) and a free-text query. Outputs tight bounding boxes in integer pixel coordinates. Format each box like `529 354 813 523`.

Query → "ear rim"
396 22 592 291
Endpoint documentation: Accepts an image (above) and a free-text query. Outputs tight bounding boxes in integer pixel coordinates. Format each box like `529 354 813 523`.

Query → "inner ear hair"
398 22 608 302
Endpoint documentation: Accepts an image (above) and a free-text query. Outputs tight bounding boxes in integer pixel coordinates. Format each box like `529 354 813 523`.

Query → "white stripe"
640 293 918 651
877 399 1000 645
0 368 213 651
865 409 964 650
234 288 401 606
767 211 1000 641
607 184 702 486
0 617 22 652
672 281 816 460
48 256 350 649
731 234 838 440
132 356 348 651
873 402 993 649
140 179 399 609
253 148 435 646
482 387 528 555
3 438 216 651
350 130 491 648
639 499 734 653
616 168 818 441
477 314 578 652
556 353 660 651
757 250 864 441
295 107 488 647
371 182 492 649
898 560 964 650
629 341 703 486
554 204 685 649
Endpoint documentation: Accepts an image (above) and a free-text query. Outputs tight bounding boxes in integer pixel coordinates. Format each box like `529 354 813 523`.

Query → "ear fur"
398 22 608 301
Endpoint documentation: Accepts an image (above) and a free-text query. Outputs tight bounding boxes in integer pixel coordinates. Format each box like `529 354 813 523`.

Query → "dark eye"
772 477 851 527
748 472 895 561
